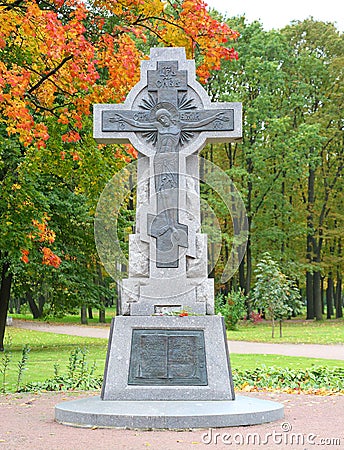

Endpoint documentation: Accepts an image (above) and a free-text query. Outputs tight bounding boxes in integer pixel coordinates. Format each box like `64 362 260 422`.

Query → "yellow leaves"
138 0 165 16
95 0 146 18
0 8 20 41
32 214 56 244
163 26 192 52
240 382 256 392
58 114 69 125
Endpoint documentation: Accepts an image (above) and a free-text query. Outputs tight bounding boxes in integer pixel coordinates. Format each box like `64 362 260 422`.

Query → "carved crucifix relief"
99 58 236 268
93 47 241 316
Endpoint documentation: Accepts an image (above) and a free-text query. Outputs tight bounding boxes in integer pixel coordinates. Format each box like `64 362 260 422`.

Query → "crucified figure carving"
108 104 231 153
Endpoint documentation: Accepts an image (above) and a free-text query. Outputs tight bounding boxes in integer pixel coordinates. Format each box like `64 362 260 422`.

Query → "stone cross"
55 48 284 419
94 47 241 316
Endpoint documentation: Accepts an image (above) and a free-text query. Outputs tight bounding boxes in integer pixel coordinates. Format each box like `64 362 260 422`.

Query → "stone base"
101 315 234 401
55 395 284 429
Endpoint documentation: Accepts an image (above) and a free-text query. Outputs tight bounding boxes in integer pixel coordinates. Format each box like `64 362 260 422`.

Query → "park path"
12 319 344 361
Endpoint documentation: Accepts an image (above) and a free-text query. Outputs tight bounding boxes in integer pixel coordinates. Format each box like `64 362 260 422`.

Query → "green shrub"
215 289 246 330
233 365 344 393
20 347 102 392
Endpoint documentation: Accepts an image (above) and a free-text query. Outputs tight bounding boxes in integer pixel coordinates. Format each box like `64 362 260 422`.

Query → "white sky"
206 0 344 32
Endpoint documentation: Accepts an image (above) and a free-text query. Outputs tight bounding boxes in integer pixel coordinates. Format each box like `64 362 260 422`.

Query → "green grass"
227 318 344 344
9 307 117 325
1 328 343 393
10 311 344 344
1 328 107 392
230 354 343 371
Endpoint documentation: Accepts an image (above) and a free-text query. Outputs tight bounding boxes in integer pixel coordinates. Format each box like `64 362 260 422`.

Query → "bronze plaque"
128 329 207 386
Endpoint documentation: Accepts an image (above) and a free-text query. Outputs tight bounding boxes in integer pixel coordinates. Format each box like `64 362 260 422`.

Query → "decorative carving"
102 103 233 149
187 234 207 278
100 59 235 270
128 241 149 278
137 179 149 207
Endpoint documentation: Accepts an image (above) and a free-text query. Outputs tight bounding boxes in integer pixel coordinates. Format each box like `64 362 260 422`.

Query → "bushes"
215 290 246 330
1 342 102 393
21 347 102 392
233 365 344 393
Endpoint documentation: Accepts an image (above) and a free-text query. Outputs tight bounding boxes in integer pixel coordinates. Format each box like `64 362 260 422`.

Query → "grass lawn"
10 311 344 344
1 328 108 392
1 328 343 393
230 354 342 371
227 318 344 344
9 307 117 325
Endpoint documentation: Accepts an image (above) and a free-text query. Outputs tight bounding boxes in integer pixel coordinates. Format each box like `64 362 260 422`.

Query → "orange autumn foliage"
42 247 62 268
1 0 239 268
0 0 239 149
24 216 61 268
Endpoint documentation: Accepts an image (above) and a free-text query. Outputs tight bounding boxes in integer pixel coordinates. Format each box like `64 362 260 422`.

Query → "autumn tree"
0 0 239 349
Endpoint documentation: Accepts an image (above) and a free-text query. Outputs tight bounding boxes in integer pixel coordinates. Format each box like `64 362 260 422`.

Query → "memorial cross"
94 49 241 270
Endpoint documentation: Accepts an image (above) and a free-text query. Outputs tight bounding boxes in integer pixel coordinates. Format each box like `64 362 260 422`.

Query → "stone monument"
55 48 284 428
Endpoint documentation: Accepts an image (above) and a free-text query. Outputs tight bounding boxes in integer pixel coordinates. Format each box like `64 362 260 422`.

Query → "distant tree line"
205 16 343 321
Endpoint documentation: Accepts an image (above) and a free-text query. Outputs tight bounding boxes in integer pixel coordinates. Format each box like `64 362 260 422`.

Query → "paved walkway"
2 391 343 449
12 319 344 360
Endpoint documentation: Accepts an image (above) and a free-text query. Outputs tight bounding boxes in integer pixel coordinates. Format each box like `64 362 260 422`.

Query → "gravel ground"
0 391 343 450
5 320 344 449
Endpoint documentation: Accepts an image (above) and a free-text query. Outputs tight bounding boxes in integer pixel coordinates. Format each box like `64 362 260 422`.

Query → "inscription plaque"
128 329 207 386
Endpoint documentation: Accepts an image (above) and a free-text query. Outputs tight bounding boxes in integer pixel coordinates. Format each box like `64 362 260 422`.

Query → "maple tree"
0 0 239 349
0 0 238 148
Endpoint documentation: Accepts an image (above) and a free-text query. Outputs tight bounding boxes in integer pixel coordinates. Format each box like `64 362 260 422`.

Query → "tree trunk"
9 297 14 314
313 271 323 320
239 258 246 293
326 276 334 319
244 235 252 317
88 307 93 319
99 308 106 323
306 163 315 319
246 238 252 296
0 262 13 352
38 295 46 316
26 292 42 319
81 305 88 324
321 276 325 315
335 272 343 319
97 263 106 323
14 297 21 314
335 239 343 318
306 271 314 320
279 320 282 338
271 316 275 338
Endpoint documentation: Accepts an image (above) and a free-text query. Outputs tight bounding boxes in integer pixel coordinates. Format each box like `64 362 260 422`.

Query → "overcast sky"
206 0 344 32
